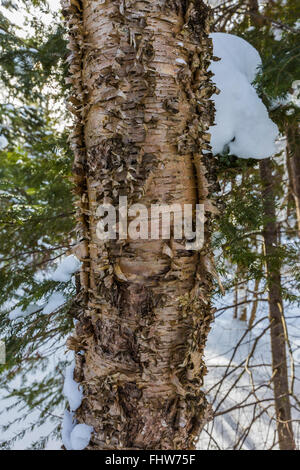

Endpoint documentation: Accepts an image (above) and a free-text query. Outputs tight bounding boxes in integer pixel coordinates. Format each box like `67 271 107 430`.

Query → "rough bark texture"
63 0 217 449
286 122 300 236
260 159 295 451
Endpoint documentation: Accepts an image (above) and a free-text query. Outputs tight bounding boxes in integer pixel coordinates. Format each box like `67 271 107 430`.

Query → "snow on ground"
62 353 94 450
0 401 61 450
209 33 278 159
2 289 299 450
198 292 300 450
42 292 66 315
0 349 64 450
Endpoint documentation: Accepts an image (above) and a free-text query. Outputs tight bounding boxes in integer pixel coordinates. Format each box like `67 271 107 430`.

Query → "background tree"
260 158 295 450
0 0 75 449
201 0 299 450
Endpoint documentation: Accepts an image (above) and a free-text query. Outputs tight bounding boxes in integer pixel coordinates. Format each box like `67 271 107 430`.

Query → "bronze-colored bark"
63 0 217 450
286 122 300 236
259 159 295 451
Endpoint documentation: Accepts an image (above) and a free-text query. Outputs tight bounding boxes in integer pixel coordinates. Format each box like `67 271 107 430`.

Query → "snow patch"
63 362 83 412
0 135 8 150
62 410 76 451
51 255 81 283
70 424 93 451
42 292 66 315
209 33 278 159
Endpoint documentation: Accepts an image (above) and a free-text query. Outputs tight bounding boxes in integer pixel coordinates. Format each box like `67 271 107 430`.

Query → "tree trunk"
286 122 300 236
63 0 217 450
259 159 295 451
248 0 265 27
248 277 260 329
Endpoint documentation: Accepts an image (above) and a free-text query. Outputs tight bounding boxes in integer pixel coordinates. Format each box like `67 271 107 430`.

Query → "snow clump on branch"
209 33 278 159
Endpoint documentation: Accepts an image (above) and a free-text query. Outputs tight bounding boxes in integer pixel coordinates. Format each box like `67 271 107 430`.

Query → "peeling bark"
63 0 217 450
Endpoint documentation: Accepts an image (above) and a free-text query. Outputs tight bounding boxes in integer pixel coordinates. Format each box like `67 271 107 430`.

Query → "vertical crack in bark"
63 0 218 449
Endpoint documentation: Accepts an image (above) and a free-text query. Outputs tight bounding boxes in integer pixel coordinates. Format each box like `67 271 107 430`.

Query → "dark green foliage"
213 156 300 301
0 0 75 448
211 0 300 304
